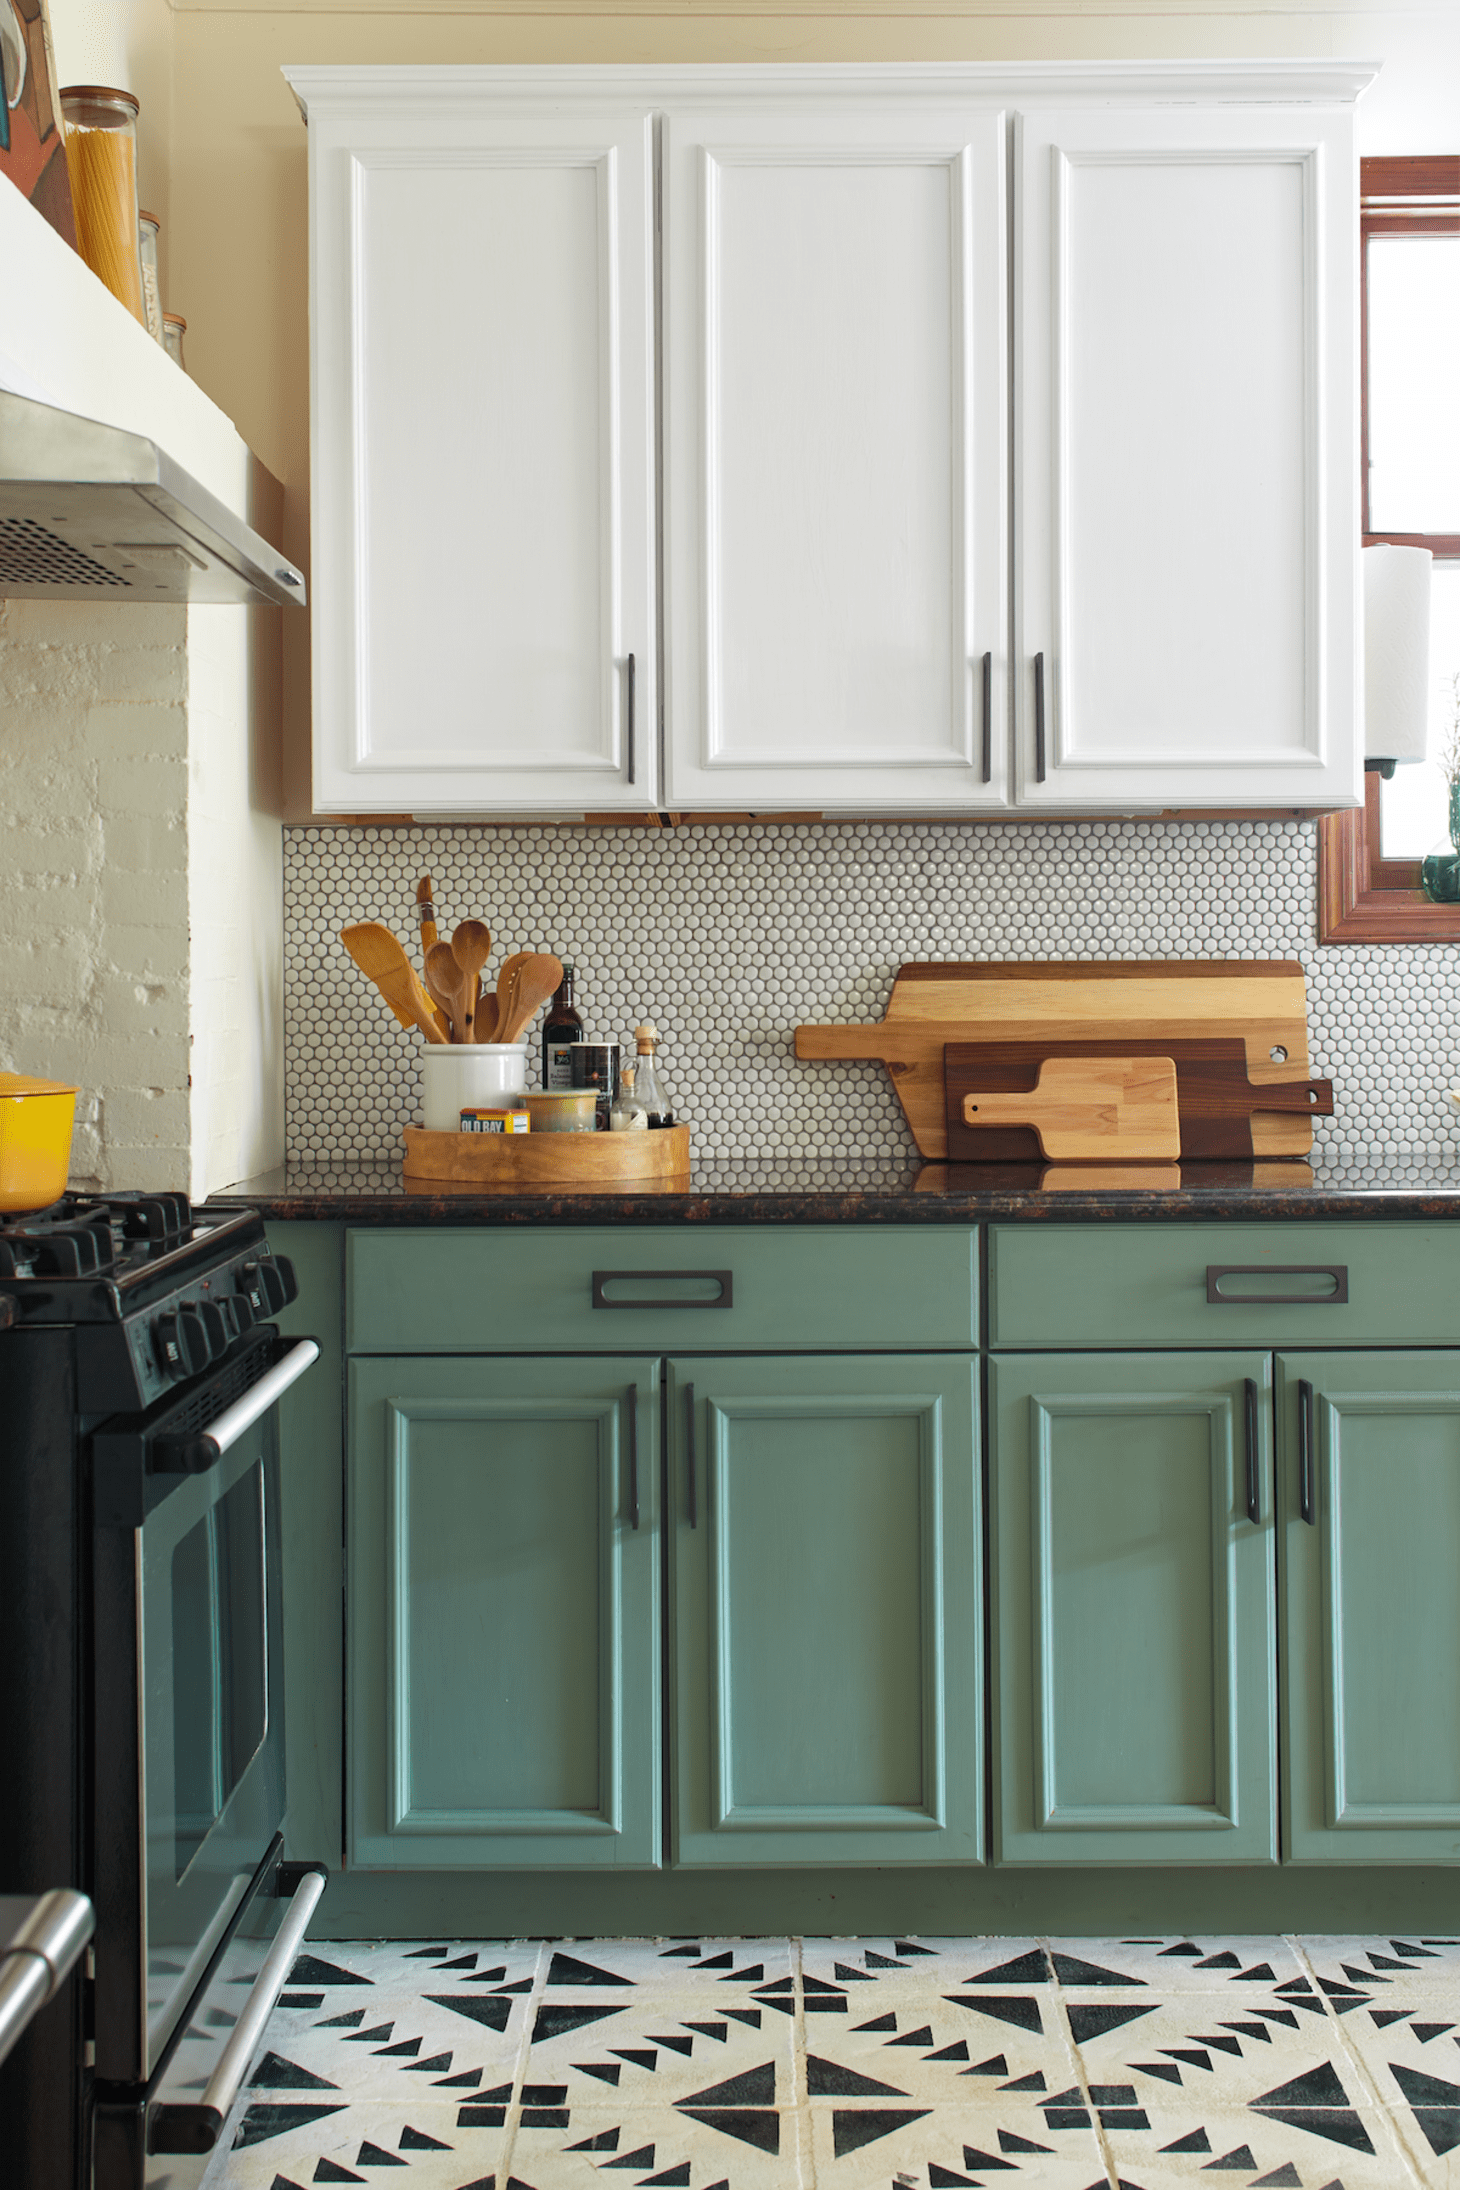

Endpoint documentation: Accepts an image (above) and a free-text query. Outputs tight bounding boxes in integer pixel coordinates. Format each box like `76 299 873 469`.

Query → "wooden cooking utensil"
959 1056 1181 1160
797 961 1313 1160
945 1037 1333 1161
426 940 475 1043
450 920 493 1041
475 993 501 1042
416 874 439 962
496 953 564 1046
340 923 449 1044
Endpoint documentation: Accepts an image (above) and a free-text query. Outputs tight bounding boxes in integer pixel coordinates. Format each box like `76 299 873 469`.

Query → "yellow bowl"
0 1074 79 1213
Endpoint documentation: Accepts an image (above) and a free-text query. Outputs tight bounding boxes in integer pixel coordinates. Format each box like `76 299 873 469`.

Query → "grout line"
1039 1937 1120 2190
1289 1934 1430 2189
790 1934 816 2190
494 1936 548 2189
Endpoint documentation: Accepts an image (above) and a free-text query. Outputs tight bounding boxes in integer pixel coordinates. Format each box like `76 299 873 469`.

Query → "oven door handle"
148 1863 328 2155
152 1336 320 1474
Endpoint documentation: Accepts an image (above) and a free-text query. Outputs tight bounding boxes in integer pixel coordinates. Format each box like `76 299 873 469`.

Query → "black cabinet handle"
981 650 993 784
626 652 636 786
1206 1264 1348 1305
1244 1378 1259 1525
1033 652 1046 784
685 1382 697 1529
626 1382 639 1531
1298 1379 1316 1524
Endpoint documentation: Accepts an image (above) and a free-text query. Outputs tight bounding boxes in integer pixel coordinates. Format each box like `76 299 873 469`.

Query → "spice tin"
567 1042 620 1129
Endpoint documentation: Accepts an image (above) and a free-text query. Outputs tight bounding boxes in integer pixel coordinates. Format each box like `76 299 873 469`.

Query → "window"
1318 155 1460 941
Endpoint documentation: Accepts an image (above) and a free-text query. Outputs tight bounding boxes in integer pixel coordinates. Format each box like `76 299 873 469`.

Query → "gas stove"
0 1190 297 1413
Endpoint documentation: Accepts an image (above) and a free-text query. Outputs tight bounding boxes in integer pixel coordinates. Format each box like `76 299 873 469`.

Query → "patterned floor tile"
1100 2101 1425 2190
799 1985 1076 2104
537 1940 795 1995
805 2098 1106 2189
204 2096 506 2189
1063 1987 1370 2116
1300 1938 1460 2001
506 2103 805 2189
1044 1937 1307 1991
261 1944 537 2096
521 1990 799 2108
799 1936 1051 1995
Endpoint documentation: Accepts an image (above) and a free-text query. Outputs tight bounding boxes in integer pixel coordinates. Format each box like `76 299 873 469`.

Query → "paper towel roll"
1365 542 1433 763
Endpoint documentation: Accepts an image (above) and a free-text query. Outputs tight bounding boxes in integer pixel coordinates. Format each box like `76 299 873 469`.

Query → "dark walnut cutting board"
946 1038 1333 1161
795 961 1316 1160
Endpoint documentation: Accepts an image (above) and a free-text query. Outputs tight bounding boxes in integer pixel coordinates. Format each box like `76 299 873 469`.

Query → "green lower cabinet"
992 1351 1277 1865
1281 1351 1460 1862
669 1353 982 1868
348 1355 660 1868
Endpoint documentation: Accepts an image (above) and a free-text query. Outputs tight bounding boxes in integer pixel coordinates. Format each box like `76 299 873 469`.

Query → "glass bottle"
137 209 164 342
162 312 187 372
610 1064 648 1133
60 87 147 325
631 1023 675 1128
542 961 585 1089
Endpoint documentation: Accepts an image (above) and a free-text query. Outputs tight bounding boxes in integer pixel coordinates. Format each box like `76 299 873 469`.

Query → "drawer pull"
1244 1377 1259 1525
592 1270 733 1310
626 1383 639 1531
626 651 636 786
1206 1264 1348 1306
1033 651 1046 783
981 650 993 784
1298 1378 1316 1525
685 1382 697 1530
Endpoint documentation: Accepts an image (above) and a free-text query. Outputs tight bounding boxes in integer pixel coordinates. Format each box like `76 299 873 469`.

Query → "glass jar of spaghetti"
60 86 147 326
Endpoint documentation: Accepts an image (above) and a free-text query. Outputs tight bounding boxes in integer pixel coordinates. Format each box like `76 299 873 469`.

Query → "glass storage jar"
60 86 147 325
137 208 164 342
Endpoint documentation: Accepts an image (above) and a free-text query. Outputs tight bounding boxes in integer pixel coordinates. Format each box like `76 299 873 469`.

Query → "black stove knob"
198 1299 229 1358
153 1308 209 1381
240 1256 296 1317
229 1289 256 1334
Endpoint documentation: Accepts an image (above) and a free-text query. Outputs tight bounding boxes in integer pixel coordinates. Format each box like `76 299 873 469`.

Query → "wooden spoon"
497 953 564 1046
492 952 534 1047
426 940 474 1043
451 920 493 1042
340 924 448 1044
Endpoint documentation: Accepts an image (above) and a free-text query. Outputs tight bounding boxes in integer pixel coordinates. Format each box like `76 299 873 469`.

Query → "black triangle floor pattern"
199 1937 1460 2187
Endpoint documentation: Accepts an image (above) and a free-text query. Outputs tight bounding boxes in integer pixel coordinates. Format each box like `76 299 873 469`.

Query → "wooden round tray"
403 1121 691 1185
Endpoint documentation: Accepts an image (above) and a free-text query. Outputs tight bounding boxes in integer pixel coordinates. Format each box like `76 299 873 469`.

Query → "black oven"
0 1194 327 2190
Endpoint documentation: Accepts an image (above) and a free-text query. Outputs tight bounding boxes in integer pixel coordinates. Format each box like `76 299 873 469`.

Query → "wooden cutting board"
957 1056 1182 1159
795 961 1313 1160
946 1038 1333 1161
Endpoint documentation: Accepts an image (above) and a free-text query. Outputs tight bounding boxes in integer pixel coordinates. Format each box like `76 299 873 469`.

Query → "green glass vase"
1421 782 1460 904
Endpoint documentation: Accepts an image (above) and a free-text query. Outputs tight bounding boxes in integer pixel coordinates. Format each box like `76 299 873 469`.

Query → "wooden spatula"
961 1056 1181 1160
496 953 564 1046
341 924 449 1043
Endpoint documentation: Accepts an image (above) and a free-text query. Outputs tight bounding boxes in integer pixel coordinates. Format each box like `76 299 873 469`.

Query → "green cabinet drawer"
348 1225 977 1354
990 1222 1460 1350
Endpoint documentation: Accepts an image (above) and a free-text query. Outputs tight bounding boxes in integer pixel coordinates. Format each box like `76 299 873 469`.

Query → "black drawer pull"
981 650 993 784
1206 1264 1348 1306
1033 651 1046 783
626 1383 639 1531
592 1270 733 1310
1243 1377 1259 1526
1298 1378 1316 1525
685 1382 697 1529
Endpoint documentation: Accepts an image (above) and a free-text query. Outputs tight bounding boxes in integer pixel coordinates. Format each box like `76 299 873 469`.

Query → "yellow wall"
160 0 1460 812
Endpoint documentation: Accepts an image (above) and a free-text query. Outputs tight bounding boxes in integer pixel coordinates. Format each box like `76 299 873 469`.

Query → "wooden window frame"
1318 154 1460 943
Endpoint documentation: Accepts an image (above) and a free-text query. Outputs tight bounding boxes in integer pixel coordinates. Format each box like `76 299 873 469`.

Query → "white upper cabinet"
662 96 1008 812
289 65 1369 818
1014 101 1361 812
296 78 656 812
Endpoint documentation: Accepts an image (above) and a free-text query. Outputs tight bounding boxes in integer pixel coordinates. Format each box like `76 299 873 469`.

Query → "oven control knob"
198 1299 229 1358
229 1290 255 1335
240 1256 296 1317
152 1308 209 1381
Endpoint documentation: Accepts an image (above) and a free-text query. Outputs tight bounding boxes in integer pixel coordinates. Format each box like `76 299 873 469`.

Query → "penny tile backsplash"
284 819 1460 1165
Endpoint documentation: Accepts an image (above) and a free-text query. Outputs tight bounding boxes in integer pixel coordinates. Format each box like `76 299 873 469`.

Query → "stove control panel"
147 1254 297 1395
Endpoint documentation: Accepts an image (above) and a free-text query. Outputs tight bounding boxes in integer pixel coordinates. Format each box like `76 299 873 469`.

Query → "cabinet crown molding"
282 58 1380 121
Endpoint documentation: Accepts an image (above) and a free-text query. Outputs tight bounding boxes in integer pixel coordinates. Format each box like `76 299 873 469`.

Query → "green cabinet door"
670 1354 982 1868
1281 1351 1460 1863
348 1356 660 1868
992 1352 1277 1865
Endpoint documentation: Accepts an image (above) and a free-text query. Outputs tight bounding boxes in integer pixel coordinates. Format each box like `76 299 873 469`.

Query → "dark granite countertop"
207 1148 1460 1224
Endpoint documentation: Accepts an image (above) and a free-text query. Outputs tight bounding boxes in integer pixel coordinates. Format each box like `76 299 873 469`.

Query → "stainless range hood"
0 391 306 608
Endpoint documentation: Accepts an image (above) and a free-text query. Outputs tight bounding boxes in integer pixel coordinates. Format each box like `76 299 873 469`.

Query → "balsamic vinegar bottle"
631 1022 675 1127
542 961 585 1088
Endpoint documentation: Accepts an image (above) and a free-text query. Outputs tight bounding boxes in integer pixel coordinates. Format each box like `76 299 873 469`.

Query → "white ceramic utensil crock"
420 1044 527 1131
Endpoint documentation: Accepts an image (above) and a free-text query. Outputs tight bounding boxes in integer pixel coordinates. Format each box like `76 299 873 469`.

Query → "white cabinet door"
663 98 1008 813
1014 104 1360 812
304 88 656 812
